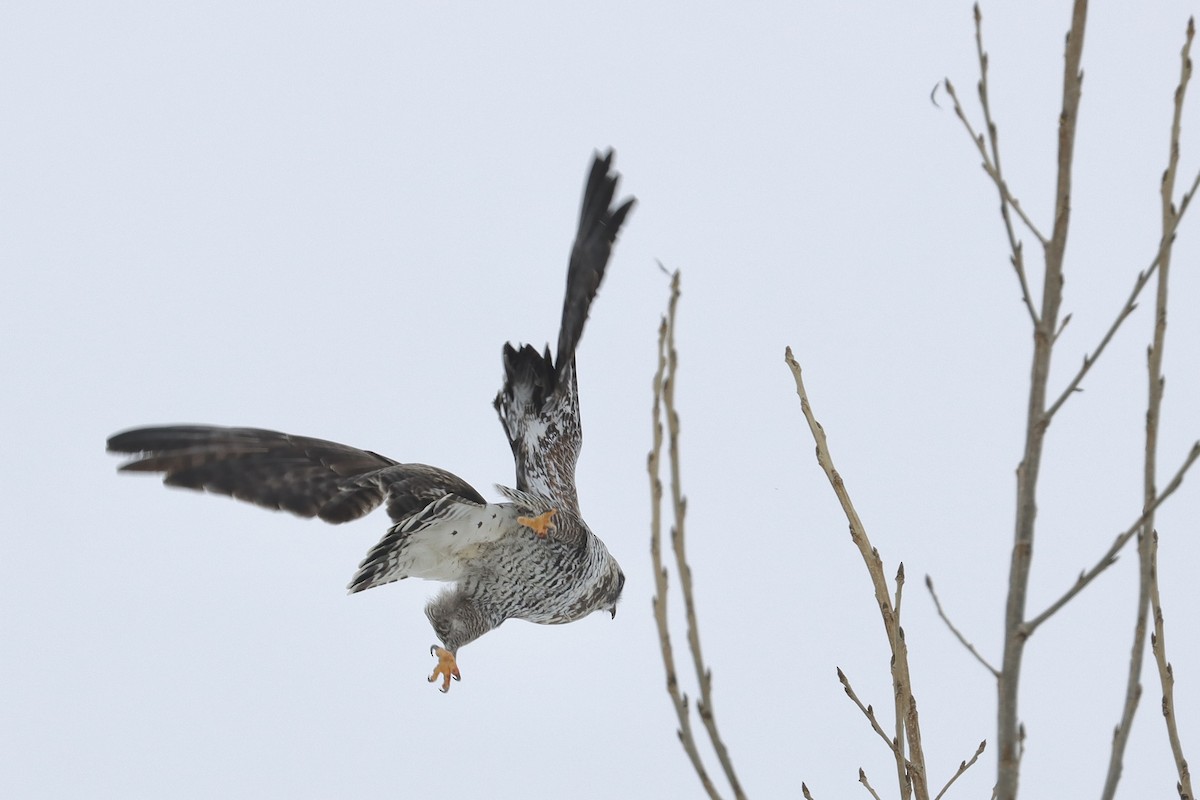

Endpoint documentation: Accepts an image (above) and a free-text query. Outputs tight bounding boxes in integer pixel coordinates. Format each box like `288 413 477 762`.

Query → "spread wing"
106 425 485 524
493 150 634 514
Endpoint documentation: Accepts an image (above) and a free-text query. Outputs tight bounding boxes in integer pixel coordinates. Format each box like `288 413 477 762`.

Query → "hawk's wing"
106 425 485 525
493 150 634 514
556 150 636 377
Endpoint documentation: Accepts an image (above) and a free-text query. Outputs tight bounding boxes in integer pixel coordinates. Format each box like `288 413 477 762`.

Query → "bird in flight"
107 151 634 692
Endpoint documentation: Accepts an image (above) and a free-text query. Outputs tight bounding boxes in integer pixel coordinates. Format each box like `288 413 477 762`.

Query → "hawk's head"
603 564 626 619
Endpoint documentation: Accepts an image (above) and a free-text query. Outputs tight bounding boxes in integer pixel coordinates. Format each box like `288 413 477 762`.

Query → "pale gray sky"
3 2 1199 798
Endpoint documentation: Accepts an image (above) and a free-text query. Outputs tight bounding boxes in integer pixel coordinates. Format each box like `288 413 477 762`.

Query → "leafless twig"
1149 27 1196 800
859 768 884 800
837 668 902 756
989 3 1088 797
1043 163 1200 422
649 268 745 800
943 76 1041 327
1101 18 1199 800
649 270 722 800
1022 441 1200 636
944 4 1052 327
925 575 1000 678
933 740 987 800
785 347 930 800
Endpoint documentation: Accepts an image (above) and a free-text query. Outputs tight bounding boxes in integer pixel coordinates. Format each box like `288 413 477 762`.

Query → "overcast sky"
4 2 1200 798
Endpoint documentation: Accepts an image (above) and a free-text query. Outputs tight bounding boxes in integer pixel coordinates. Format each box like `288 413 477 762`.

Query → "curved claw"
428 645 461 693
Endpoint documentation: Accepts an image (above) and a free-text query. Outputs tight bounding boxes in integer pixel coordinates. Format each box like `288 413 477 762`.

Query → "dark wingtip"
107 425 243 455
609 196 636 233
554 151 635 376
107 427 177 471
106 428 150 454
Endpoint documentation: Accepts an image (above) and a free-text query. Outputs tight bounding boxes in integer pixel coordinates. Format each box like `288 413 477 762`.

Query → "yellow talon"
428 646 461 693
517 508 558 538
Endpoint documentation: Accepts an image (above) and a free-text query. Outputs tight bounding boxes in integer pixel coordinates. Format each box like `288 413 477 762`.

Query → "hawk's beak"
609 606 617 620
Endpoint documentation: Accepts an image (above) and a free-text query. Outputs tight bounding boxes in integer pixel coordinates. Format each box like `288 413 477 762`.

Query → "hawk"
107 151 634 692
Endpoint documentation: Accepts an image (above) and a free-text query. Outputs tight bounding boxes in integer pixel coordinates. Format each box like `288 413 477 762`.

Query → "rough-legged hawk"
107 151 634 692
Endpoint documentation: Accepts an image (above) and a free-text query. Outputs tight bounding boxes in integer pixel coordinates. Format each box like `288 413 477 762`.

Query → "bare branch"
1044 163 1200 421
946 8 1198 798
649 271 723 800
1151 607 1195 800
945 4 1066 329
934 740 988 800
785 347 930 800
838 667 902 756
941 75 1049 250
943 74 1041 326
649 269 745 800
658 272 745 800
971 2 1046 324
1100 11 1193 783
859 768 884 800
925 574 1000 678
1023 441 1200 635
1129 18 1197 800
995 4 1089 798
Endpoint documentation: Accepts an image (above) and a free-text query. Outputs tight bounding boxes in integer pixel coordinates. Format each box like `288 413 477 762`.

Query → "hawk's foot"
517 508 557 538
428 645 461 693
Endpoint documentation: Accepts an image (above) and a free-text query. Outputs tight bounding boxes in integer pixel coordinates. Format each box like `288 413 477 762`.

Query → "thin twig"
933 740 987 800
1043 162 1200 421
1054 312 1073 343
785 347 930 800
970 3 1048 241
973 3 1046 323
1100 11 1193 789
941 76 1049 250
925 575 1000 678
649 272 722 800
892 561 908 798
859 769 884 800
838 667 902 756
650 269 745 800
1152 612 1194 800
659 271 746 800
1022 441 1200 635
943 75 1042 326
1137 19 1197 800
